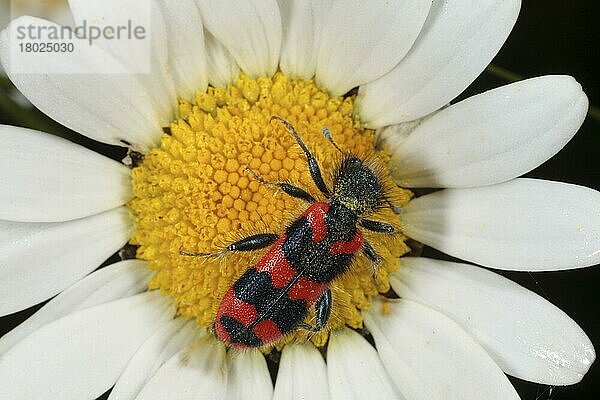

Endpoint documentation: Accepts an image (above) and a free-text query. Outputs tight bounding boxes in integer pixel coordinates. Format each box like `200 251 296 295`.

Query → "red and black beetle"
182 116 399 348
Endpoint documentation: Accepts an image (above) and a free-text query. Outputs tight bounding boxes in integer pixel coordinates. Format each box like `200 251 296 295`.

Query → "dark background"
0 1 598 399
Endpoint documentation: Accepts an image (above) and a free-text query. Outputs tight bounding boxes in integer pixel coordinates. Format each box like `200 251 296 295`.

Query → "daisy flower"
0 1 598 399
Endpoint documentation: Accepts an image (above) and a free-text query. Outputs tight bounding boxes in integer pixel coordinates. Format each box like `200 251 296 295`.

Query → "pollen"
129 72 412 350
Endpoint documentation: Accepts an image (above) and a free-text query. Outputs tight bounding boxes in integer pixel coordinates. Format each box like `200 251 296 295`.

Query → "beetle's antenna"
322 127 345 154
271 115 331 198
271 116 312 155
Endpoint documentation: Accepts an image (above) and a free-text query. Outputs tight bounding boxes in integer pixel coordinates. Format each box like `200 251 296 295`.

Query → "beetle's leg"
180 233 279 257
359 219 396 234
363 240 382 267
386 199 403 215
298 288 332 333
272 116 331 198
362 240 382 286
245 168 315 203
363 240 381 264
314 288 332 331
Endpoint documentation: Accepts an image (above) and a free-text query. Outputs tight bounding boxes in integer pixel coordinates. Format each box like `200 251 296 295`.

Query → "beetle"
181 116 399 348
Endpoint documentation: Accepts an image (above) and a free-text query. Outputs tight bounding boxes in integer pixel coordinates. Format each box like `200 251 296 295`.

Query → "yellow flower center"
129 72 412 349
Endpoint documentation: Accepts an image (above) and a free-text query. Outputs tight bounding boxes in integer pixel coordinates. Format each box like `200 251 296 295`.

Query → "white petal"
391 257 596 385
68 0 178 125
0 17 164 152
0 291 174 400
402 179 600 270
277 0 332 80
316 0 431 97
226 350 273 400
364 298 520 400
383 76 589 188
196 0 281 78
204 29 240 88
273 342 330 400
0 207 131 316
0 125 132 222
4 0 73 27
154 0 208 101
0 259 150 357
136 336 227 400
109 319 199 400
327 329 404 400
356 0 521 127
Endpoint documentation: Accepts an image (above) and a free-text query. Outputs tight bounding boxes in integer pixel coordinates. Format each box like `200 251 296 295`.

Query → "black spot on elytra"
220 315 262 347
232 268 308 334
